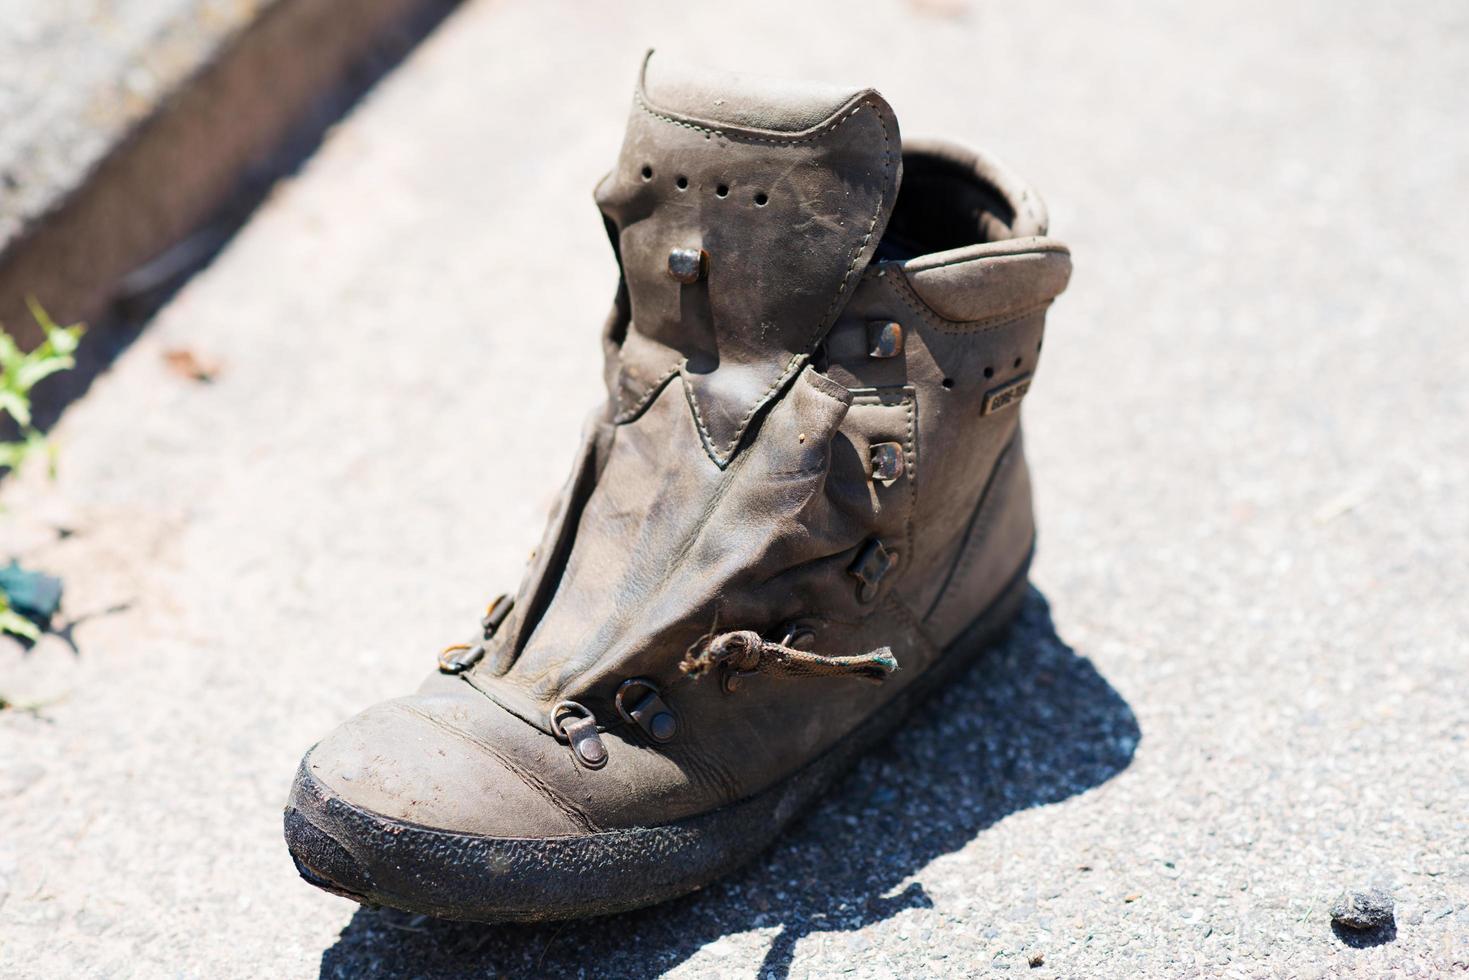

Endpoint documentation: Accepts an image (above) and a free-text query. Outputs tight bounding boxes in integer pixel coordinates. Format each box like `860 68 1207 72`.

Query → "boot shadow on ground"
318 587 1139 979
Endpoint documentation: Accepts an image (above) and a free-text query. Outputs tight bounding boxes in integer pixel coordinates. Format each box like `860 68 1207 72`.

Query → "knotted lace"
681 630 898 682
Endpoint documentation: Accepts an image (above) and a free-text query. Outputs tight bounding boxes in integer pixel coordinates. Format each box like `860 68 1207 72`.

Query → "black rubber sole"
283 562 1031 923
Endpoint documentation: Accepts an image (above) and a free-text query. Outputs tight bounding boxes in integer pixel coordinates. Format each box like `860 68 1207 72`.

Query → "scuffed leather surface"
476 366 904 719
903 240 1072 323
303 689 593 838
640 52 861 133
595 52 901 466
822 247 1068 622
924 430 1036 639
301 59 1072 838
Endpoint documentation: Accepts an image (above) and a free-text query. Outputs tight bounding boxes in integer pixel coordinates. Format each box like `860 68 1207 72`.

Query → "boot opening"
877 144 1043 261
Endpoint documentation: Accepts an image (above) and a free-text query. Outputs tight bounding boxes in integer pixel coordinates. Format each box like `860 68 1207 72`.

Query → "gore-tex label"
981 374 1032 415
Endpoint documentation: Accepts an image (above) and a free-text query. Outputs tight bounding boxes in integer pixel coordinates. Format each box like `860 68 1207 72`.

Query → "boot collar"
594 51 902 467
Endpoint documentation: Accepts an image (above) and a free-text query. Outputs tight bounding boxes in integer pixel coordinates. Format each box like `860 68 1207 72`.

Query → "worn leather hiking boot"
284 52 1070 922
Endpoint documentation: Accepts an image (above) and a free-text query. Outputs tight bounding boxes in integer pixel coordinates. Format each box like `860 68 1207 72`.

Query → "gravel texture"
2 0 1467 976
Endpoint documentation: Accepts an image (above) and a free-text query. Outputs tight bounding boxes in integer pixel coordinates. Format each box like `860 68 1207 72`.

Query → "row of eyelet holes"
641 165 768 206
939 338 1044 389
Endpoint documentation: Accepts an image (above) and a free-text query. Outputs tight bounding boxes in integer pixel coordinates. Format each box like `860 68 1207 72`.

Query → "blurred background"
1 0 1465 976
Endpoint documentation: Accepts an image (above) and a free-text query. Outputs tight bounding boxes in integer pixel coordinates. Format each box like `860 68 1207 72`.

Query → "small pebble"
1330 888 1395 931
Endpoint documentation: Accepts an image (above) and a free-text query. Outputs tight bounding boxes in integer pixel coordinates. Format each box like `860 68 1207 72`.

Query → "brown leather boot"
284 52 1070 922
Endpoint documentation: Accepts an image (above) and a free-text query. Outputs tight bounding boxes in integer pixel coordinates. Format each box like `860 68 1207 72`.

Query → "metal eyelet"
615 678 678 743
438 643 484 674
480 593 514 639
849 539 898 604
779 624 818 650
667 247 709 284
867 321 903 358
869 442 905 483
550 701 608 769
722 625 818 693
719 645 763 694
720 663 757 694
439 593 514 674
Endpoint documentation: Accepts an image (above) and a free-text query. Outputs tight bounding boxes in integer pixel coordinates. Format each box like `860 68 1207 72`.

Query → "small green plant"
0 599 39 641
0 298 84 642
0 593 40 640
0 297 84 474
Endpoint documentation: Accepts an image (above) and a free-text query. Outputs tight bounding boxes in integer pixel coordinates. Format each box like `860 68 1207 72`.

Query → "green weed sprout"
0 298 84 640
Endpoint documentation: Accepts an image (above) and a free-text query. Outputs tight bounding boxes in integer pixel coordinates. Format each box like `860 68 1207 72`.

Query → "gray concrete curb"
0 0 457 348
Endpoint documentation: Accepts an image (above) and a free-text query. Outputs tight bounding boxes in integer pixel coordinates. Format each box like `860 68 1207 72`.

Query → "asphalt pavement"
1 0 1466 976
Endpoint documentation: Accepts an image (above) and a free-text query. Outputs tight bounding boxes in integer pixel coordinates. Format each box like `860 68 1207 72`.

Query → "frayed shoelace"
680 629 897 682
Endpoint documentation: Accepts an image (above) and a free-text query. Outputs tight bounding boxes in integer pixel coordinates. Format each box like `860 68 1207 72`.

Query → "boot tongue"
595 52 902 466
